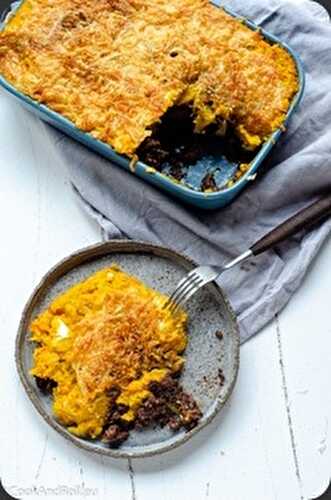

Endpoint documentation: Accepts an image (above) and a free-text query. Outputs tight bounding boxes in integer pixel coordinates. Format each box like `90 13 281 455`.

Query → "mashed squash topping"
30 266 188 439
0 0 298 155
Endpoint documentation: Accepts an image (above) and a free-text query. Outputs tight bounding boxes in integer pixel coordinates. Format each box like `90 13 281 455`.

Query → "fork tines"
164 270 204 313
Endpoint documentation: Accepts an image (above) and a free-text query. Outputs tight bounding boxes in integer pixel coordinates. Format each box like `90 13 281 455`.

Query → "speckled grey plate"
15 241 239 458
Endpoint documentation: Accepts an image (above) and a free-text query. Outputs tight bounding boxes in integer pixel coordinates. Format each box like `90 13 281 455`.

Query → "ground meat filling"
102 376 202 448
34 375 202 448
34 376 57 395
201 172 217 191
136 104 256 190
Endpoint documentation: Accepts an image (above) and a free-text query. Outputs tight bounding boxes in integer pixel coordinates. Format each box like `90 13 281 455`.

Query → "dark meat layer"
34 376 57 395
102 375 202 448
136 105 256 190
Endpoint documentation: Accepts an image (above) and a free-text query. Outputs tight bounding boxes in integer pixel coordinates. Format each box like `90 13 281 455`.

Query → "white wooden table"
0 31 330 499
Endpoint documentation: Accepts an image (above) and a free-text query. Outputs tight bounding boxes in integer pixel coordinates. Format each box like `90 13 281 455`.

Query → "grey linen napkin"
47 0 331 343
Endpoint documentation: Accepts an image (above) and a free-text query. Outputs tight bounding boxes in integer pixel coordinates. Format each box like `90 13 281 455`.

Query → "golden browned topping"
30 266 187 438
0 0 298 154
72 288 186 401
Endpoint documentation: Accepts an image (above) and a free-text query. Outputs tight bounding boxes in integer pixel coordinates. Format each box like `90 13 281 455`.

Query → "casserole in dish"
0 0 304 209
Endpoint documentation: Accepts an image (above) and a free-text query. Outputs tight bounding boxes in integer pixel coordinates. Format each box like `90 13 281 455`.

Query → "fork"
164 194 331 313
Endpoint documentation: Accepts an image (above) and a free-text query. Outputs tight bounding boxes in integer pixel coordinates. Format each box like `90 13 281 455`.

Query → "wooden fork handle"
250 194 331 256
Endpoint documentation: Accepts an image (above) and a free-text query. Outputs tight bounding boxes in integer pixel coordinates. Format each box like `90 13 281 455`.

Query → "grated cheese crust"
0 0 298 154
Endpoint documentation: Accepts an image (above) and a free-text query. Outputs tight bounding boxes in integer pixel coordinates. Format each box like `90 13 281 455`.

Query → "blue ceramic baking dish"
0 0 305 210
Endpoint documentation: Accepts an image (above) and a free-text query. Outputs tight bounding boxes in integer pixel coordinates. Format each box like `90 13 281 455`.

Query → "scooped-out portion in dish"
136 103 256 190
30 266 202 447
0 0 298 190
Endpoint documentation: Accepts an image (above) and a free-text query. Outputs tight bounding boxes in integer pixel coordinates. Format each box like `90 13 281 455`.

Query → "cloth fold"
47 0 331 342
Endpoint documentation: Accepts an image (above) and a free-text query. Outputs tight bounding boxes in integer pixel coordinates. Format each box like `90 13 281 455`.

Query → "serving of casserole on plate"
0 0 304 208
30 265 202 446
16 241 239 458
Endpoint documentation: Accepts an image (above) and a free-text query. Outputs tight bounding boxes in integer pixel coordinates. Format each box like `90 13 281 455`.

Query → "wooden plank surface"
0 8 330 494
